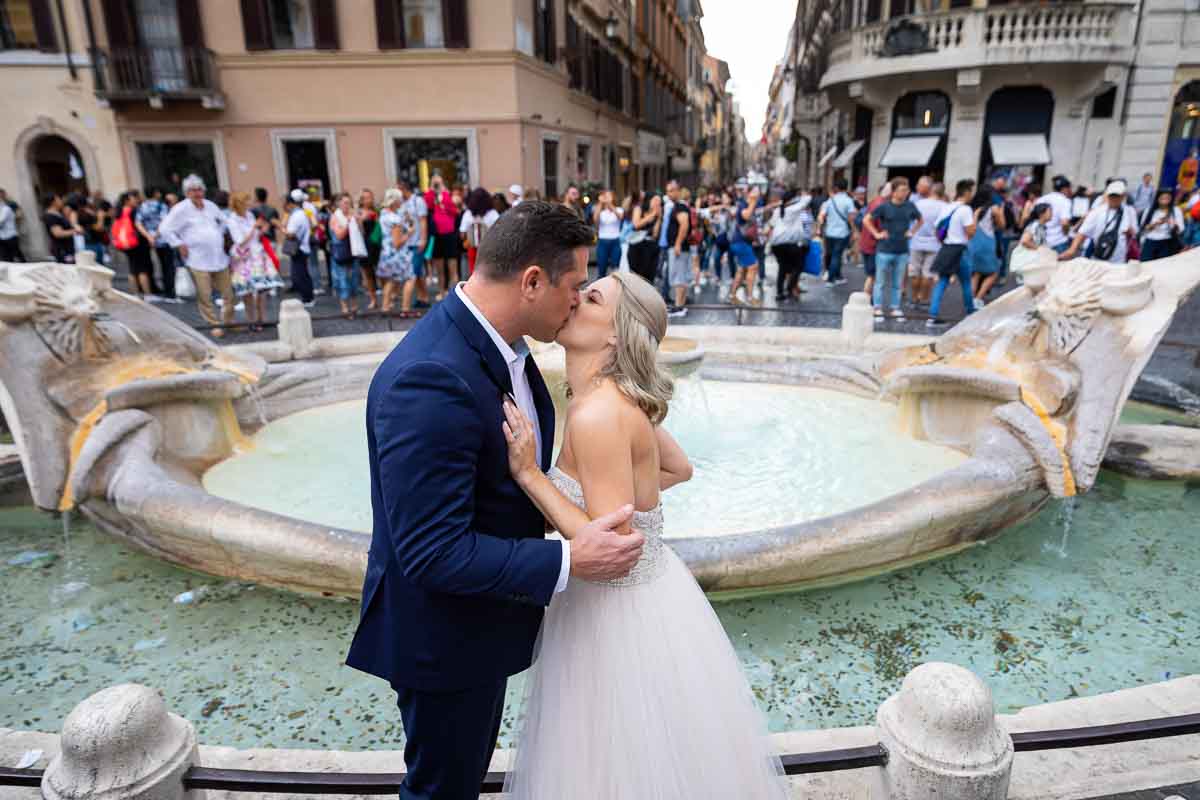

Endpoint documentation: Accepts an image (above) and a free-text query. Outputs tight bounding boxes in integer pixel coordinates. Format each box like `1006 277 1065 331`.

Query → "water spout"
1044 496 1077 558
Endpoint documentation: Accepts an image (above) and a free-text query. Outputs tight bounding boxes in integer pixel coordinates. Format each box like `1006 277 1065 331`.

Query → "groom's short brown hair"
475 201 595 284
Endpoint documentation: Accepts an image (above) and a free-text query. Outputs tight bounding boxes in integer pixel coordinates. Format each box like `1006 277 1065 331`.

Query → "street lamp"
604 11 619 42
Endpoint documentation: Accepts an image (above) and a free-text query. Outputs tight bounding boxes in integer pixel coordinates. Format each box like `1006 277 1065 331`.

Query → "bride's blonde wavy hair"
597 272 674 424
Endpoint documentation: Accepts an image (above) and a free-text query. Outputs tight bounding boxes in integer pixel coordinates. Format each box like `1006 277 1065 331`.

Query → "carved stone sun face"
30 266 114 362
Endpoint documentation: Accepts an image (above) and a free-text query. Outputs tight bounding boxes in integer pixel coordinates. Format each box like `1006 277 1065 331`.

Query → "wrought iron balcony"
94 46 223 107
821 2 1137 90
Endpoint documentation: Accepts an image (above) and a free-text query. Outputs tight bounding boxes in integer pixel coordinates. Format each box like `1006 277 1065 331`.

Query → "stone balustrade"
31 663 1015 800
822 3 1136 89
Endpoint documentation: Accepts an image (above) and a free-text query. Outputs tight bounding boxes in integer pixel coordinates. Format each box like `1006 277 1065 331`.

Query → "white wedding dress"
504 467 789 799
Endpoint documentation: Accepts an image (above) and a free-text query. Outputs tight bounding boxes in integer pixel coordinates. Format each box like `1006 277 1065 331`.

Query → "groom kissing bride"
346 201 786 799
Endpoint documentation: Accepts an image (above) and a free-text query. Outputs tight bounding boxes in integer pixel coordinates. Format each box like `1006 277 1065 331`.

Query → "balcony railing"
822 2 1135 89
94 46 221 104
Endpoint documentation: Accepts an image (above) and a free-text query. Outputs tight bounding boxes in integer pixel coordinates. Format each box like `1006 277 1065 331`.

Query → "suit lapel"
443 290 513 396
525 357 555 472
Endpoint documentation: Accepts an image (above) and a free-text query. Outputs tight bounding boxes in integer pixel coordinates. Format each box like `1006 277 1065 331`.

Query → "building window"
533 0 555 65
1 0 56 51
576 141 590 181
242 0 339 50
400 0 444 48
136 141 219 195
376 0 467 49
893 91 950 135
1091 86 1117 120
269 0 315 49
542 137 560 199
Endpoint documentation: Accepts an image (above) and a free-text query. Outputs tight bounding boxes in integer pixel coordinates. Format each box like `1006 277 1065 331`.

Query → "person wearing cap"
1061 180 1138 263
507 184 524 208
157 174 234 337
1036 175 1074 254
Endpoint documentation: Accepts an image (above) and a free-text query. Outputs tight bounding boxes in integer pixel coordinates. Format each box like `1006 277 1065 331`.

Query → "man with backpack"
926 179 977 328
816 178 856 285
1060 180 1138 264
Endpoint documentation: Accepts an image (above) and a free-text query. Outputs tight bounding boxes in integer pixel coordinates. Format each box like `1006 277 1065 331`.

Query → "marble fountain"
0 248 1196 600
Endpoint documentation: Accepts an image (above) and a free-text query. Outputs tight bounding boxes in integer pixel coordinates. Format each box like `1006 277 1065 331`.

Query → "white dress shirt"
455 284 571 594
158 198 229 271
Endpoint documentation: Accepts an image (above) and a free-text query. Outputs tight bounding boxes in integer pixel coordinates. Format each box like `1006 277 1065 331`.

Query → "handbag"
111 210 138 251
1093 209 1122 261
330 224 352 263
803 239 823 276
281 236 300 257
174 265 196 299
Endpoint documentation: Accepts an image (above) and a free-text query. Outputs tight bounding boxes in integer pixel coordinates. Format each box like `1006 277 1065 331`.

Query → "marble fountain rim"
72 327 1048 600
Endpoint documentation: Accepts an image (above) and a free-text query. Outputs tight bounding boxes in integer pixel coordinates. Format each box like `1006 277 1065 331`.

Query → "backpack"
687 206 703 246
935 205 961 244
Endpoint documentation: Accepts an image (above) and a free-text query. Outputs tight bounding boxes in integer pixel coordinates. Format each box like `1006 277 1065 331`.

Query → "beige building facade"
97 0 648 207
0 0 129 258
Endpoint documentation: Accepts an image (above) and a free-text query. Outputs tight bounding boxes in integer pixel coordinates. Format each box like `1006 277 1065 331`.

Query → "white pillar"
842 291 875 350
277 297 314 359
43 684 200 800
873 662 1013 800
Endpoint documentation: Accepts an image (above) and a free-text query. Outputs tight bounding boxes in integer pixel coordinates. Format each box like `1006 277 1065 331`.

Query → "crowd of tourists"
5 165 1197 337
803 169 1200 327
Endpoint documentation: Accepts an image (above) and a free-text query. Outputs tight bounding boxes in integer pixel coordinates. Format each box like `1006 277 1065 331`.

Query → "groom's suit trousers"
396 678 507 800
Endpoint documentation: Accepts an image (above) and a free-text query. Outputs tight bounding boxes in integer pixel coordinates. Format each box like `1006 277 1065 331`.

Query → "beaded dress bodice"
547 467 667 587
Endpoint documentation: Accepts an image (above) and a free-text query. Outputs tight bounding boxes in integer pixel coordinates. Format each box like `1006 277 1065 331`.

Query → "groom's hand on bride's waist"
569 505 645 582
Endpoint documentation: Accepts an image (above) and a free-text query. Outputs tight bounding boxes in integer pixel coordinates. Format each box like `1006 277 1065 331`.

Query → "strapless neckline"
546 466 663 517
546 466 667 587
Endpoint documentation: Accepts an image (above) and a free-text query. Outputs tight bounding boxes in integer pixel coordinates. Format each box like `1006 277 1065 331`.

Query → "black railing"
3 713 1199 794
95 46 219 100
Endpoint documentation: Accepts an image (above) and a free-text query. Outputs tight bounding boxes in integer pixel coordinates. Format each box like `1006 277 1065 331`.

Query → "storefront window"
136 141 218 195
1160 82 1200 193
393 137 469 190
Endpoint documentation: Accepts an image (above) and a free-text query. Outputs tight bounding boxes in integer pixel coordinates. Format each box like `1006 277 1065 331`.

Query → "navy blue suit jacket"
346 291 562 691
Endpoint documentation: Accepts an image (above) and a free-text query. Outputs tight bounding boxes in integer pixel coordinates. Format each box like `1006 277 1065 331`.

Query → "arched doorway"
12 121 102 260
30 135 89 201
980 86 1055 189
1159 81 1200 195
880 91 950 187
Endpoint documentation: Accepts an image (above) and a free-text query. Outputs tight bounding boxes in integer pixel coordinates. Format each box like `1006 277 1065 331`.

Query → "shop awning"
831 140 866 169
817 145 839 168
878 135 942 168
988 134 1051 166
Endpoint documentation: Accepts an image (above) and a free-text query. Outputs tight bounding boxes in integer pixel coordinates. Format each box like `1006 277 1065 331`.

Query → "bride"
500 272 788 798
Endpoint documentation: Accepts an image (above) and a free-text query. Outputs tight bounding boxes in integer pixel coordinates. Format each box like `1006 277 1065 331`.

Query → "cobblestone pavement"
121 250 1200 413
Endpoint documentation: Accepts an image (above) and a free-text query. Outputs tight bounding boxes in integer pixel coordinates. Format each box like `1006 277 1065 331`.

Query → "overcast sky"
700 0 796 144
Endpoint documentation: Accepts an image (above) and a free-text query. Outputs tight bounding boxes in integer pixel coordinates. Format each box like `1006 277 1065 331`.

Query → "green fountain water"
1 387 1196 749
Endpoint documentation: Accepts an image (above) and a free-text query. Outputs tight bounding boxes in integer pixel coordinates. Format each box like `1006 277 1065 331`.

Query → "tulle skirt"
504 548 789 799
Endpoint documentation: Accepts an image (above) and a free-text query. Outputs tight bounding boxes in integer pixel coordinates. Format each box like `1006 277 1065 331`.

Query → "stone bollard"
873 662 1013 800
277 297 314 358
43 684 200 800
841 291 875 350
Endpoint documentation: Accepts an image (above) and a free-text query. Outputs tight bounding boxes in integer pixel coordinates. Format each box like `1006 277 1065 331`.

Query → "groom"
347 201 645 799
